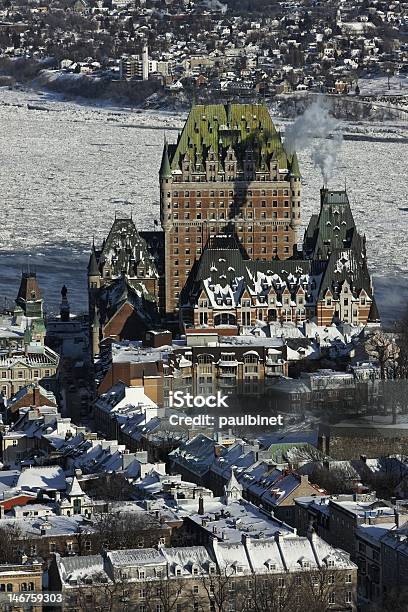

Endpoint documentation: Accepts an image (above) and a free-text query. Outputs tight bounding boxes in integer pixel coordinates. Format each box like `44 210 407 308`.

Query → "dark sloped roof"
304 190 359 260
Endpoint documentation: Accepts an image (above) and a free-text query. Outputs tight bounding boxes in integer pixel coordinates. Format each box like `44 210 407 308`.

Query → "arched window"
20 583 27 592
244 354 259 364
6 584 13 592
197 354 213 364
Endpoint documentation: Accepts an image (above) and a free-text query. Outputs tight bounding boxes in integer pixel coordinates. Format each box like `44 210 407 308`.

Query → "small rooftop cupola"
60 285 70 322
223 468 243 505
66 475 85 500
16 272 43 320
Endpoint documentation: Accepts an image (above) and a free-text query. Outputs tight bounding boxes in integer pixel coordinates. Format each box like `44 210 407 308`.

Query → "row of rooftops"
55 530 355 589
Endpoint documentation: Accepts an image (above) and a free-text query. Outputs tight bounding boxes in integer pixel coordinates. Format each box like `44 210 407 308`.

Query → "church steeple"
223 468 243 505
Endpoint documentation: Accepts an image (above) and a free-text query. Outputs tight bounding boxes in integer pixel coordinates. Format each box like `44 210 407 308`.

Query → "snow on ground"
357 74 408 104
0 87 406 324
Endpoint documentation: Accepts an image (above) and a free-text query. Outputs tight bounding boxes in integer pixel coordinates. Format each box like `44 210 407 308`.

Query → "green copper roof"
160 141 172 178
169 103 299 174
290 151 301 178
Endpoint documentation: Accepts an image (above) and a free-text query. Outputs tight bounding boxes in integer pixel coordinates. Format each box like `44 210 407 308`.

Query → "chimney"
241 533 250 547
198 495 204 516
320 186 328 206
360 455 367 463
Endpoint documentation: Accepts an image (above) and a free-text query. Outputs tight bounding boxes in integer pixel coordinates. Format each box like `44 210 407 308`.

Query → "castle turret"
60 285 70 322
15 272 43 320
88 244 101 316
91 306 101 358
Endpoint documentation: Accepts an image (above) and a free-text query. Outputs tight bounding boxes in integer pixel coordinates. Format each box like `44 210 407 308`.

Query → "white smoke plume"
284 97 343 185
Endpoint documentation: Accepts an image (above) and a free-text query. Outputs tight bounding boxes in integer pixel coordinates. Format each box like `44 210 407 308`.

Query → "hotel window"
284 247 289 254
18 371 23 378
1 372 6 378
328 593 335 604
185 191 189 197
186 259 190 265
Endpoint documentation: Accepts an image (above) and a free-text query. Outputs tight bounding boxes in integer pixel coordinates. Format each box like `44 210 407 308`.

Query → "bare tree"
243 573 301 612
365 332 400 379
144 576 184 612
72 569 132 612
0 524 23 563
92 510 164 552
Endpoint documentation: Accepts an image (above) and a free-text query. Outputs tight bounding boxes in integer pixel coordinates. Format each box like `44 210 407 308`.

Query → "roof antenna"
344 177 347 192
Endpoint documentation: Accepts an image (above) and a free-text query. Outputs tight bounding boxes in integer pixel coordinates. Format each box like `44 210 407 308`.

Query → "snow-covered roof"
17 466 67 492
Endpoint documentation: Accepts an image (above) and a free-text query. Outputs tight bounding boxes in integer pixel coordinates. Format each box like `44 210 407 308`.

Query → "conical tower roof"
160 141 172 179
88 245 99 276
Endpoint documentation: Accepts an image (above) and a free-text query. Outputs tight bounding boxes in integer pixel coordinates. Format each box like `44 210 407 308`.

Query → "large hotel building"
159 103 301 315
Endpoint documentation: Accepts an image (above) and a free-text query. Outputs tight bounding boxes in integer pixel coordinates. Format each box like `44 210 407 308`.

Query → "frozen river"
0 87 407 325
